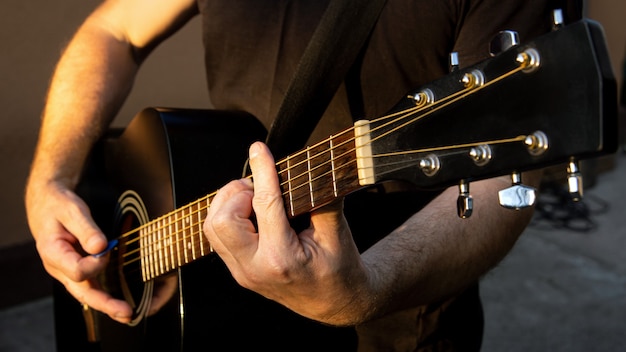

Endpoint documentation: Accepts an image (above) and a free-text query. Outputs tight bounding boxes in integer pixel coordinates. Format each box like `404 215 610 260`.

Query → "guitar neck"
130 127 362 282
277 127 362 217
131 196 212 281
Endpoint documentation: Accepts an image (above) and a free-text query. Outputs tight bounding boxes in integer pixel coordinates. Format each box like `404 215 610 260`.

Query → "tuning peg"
498 172 537 210
566 160 584 201
489 30 520 56
552 9 564 30
457 180 473 218
449 52 459 72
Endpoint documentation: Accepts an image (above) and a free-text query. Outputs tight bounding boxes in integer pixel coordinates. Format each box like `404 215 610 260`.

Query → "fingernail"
114 312 130 322
249 142 260 159
86 236 103 252
93 239 118 258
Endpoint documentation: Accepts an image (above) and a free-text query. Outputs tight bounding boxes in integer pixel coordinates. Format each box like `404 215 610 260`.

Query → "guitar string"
268 61 528 192
107 106 426 274
271 63 528 201
111 104 432 276
113 131 523 280
114 136 527 279
114 138 520 276
111 62 530 277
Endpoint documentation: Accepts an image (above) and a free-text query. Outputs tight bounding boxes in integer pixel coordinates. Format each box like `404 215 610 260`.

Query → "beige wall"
588 0 626 97
1 1 625 249
0 0 208 248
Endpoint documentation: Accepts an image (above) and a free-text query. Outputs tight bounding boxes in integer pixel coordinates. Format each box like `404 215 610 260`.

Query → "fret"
187 209 195 262
162 218 169 273
286 156 295 216
140 226 148 282
157 221 163 277
289 148 315 216
182 206 191 264
174 209 182 267
152 220 158 278
306 146 314 208
157 218 164 276
205 197 214 252
180 207 187 264
165 213 173 270
153 219 160 277
144 222 151 281
190 205 196 260
308 142 333 211
165 217 173 273
332 132 361 195
329 136 338 197
149 222 156 280
197 201 205 257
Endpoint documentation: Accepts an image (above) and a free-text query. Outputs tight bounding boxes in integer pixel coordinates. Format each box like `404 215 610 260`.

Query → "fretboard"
277 128 361 217
135 196 212 281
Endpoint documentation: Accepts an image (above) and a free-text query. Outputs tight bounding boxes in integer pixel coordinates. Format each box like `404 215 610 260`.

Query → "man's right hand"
25 180 133 323
20 0 200 327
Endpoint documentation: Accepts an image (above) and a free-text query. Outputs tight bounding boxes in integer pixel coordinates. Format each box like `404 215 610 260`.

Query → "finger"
309 200 354 249
56 190 108 255
309 200 344 232
39 237 107 282
204 179 257 256
148 274 179 316
247 142 292 240
65 279 133 323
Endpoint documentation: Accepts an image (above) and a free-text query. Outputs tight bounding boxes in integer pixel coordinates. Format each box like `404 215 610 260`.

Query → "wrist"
316 262 383 327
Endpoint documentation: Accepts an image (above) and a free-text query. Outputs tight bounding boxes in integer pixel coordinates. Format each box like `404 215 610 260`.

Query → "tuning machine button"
567 160 583 201
552 9 564 30
498 171 537 210
457 180 473 219
449 52 460 72
490 30 520 56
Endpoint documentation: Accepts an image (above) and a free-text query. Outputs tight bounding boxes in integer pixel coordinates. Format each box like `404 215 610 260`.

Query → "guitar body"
56 108 273 351
58 108 359 351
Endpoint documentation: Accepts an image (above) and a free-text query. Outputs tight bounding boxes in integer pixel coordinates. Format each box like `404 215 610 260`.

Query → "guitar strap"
264 0 388 160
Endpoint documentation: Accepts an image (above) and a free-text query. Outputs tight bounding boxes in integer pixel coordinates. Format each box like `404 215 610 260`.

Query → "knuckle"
63 200 87 220
210 210 233 233
263 255 293 282
253 192 284 216
67 266 87 282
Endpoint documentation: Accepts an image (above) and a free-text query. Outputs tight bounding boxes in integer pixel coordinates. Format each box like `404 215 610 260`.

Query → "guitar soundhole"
116 213 147 311
104 190 155 326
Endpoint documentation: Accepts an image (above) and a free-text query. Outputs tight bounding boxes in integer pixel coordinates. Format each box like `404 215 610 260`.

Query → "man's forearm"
360 171 542 321
28 20 139 190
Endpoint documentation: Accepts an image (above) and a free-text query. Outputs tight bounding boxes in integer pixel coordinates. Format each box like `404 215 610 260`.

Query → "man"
25 0 581 350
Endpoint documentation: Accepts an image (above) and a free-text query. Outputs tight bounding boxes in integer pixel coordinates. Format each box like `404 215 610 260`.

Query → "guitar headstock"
358 19 617 216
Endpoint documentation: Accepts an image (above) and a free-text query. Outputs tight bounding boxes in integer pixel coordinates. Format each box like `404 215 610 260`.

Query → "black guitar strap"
264 0 388 160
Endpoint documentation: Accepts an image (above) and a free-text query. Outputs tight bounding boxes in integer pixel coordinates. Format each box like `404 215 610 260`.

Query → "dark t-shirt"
190 0 582 350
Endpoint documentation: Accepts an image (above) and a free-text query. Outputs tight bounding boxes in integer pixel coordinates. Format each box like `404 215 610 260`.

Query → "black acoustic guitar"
54 19 617 351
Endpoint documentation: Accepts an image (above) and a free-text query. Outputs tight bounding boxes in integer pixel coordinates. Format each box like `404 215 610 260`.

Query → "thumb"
248 142 292 238
58 190 108 254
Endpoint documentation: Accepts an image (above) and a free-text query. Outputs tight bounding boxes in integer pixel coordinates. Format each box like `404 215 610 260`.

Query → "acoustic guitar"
53 19 617 351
